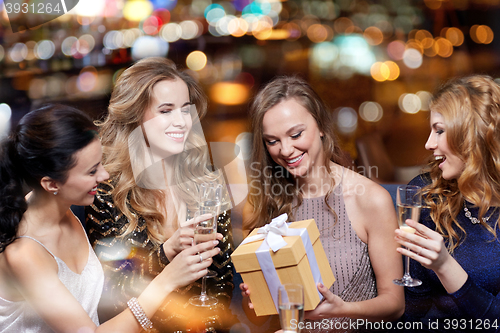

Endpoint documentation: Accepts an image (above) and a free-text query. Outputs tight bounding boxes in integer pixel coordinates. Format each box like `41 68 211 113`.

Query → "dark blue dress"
403 174 500 332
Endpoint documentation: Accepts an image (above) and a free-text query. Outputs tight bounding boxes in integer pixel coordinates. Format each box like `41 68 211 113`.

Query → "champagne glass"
189 183 221 307
393 185 422 287
278 284 304 333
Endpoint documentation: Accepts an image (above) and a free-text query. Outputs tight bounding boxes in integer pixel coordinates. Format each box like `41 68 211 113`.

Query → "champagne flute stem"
201 276 208 298
403 247 411 279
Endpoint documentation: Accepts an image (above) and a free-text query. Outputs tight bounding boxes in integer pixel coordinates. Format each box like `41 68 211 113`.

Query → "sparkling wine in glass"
189 183 221 307
393 185 422 287
278 284 304 333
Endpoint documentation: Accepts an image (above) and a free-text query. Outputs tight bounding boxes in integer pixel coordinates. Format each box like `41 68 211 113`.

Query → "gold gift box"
231 219 335 316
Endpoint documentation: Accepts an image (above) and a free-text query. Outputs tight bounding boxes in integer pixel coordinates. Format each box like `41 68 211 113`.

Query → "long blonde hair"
246 76 348 231
423 75 500 251
98 57 216 244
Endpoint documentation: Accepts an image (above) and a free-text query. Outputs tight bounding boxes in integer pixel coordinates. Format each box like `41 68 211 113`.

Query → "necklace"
463 203 493 224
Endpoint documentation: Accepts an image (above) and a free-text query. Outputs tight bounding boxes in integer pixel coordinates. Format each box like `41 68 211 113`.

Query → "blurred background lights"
210 82 249 105
123 0 154 22
77 67 98 92
9 43 28 62
77 34 96 55
470 25 494 44
103 31 124 50
205 4 225 25
160 23 182 42
35 40 56 60
334 107 358 134
151 0 176 11
363 26 384 45
75 0 106 17
359 101 383 122
142 16 162 35
417 91 432 111
0 104 12 138
186 51 207 71
61 37 78 56
337 35 375 71
180 20 201 39
399 93 422 114
131 36 169 60
123 29 143 47
403 48 423 69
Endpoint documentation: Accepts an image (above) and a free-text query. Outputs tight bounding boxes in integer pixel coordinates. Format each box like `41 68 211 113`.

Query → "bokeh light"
334 107 358 134
359 102 383 122
403 48 423 69
35 40 56 60
471 25 494 44
417 91 432 111
9 43 28 62
186 51 207 71
210 82 249 105
123 0 154 22
131 36 169 60
399 93 421 114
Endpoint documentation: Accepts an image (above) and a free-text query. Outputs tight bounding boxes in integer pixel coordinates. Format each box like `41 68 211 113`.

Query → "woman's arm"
396 219 500 329
4 236 219 333
306 179 405 322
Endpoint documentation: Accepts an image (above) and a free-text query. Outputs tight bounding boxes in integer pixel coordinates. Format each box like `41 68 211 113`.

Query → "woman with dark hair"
241 76 404 332
396 75 500 332
86 57 234 333
0 104 219 332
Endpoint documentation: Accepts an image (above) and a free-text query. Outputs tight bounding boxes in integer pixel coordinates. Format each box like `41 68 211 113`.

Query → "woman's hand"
239 283 254 309
394 219 450 272
305 283 348 320
162 213 222 261
394 219 468 293
161 239 220 291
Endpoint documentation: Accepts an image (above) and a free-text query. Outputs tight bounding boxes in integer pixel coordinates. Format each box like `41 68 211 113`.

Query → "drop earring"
53 191 58 196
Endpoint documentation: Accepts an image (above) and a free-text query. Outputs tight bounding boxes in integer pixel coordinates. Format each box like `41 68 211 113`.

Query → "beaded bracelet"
127 297 153 331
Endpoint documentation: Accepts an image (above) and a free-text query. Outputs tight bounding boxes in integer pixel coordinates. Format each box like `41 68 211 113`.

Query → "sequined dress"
85 181 235 333
293 174 377 333
403 174 500 332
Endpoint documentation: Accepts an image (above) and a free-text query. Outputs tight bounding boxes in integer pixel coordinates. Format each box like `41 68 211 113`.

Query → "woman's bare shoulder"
340 168 394 211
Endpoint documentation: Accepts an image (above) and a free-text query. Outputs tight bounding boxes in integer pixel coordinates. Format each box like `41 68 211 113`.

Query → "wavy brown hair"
423 75 500 251
98 57 215 245
246 76 348 231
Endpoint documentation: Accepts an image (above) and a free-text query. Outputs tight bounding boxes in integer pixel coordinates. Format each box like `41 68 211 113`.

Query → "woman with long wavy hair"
85 57 234 333
0 104 218 332
241 76 404 332
396 75 500 332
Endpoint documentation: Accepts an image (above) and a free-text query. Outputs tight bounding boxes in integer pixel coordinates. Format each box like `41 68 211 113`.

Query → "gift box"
231 215 335 316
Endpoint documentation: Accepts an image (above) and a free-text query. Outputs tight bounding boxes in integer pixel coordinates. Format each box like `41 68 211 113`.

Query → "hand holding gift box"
231 214 335 316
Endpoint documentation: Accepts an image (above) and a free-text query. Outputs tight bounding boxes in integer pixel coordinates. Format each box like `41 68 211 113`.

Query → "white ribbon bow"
240 213 290 252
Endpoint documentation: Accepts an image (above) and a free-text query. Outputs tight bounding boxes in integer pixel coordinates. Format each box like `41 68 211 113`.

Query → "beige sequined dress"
293 173 377 333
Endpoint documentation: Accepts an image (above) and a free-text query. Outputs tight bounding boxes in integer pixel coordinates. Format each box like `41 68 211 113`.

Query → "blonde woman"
241 76 404 332
396 75 500 332
86 58 234 333
0 105 217 332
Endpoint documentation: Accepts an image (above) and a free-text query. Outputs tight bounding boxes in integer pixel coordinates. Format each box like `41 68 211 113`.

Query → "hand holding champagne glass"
189 183 222 307
278 284 304 333
393 185 422 287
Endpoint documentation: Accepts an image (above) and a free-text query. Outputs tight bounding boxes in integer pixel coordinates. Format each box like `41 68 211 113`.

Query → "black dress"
85 180 235 333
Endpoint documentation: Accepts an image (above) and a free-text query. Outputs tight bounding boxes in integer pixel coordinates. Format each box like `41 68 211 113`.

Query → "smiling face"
57 139 109 206
425 111 465 180
142 78 193 160
262 98 325 179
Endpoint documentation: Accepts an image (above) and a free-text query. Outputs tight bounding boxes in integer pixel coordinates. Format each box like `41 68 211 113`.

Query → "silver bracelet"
127 297 153 331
